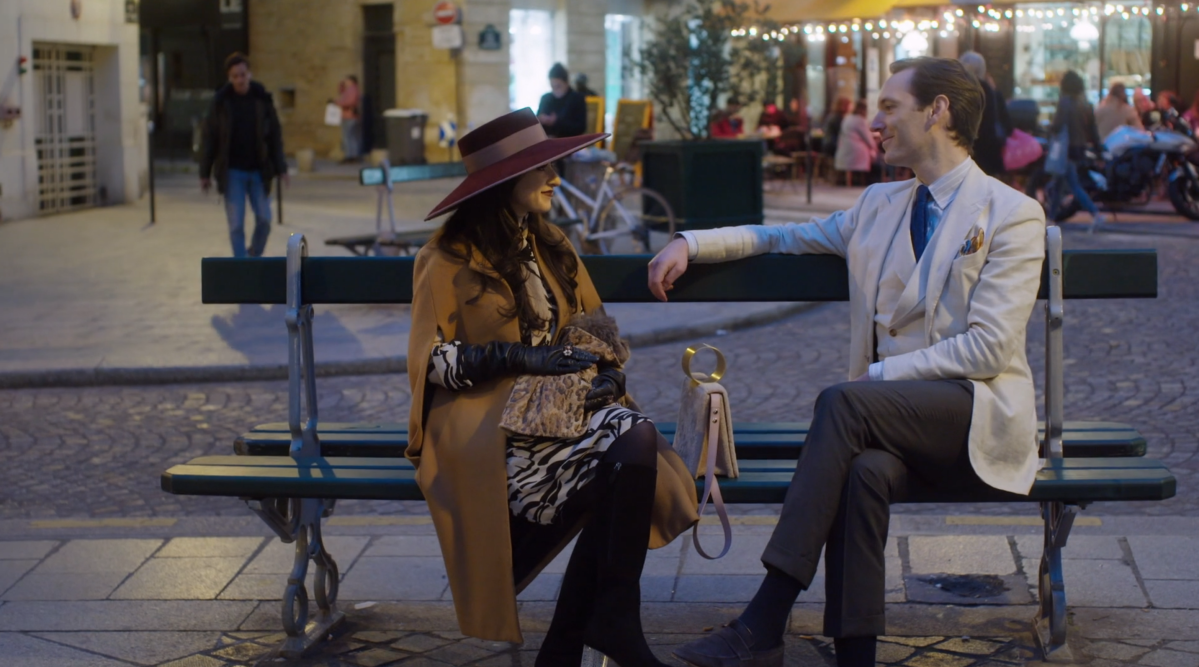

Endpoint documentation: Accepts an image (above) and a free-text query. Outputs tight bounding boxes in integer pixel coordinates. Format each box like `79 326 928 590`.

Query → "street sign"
432 24 464 49
478 24 502 50
432 1 459 25
438 116 457 149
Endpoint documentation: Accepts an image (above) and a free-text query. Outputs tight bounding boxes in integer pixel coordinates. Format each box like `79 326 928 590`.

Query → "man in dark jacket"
200 52 288 257
959 52 1011 177
536 63 587 138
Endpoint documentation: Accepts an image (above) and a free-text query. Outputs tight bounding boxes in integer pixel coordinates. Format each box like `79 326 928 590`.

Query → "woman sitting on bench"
407 108 698 667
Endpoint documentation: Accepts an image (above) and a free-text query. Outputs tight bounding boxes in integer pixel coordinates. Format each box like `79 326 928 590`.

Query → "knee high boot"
582 462 669 667
535 519 600 667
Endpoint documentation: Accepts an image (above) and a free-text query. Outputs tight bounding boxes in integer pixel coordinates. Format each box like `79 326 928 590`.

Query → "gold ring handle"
682 344 726 386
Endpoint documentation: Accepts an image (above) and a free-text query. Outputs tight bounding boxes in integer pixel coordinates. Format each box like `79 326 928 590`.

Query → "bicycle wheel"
592 187 676 254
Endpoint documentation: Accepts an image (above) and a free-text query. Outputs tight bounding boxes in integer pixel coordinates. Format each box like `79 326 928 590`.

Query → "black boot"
535 520 600 667
582 462 669 667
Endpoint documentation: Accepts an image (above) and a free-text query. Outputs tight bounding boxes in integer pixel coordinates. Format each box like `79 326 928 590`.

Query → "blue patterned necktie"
910 184 931 261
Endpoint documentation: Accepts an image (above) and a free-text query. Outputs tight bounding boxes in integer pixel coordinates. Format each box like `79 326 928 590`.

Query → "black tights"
510 420 660 586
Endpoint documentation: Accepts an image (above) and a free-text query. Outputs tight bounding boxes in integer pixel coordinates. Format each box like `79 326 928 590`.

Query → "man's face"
550 78 569 98
871 68 940 168
228 63 251 95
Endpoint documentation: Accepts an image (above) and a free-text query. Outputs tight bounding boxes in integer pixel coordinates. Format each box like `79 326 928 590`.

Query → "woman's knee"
605 421 659 468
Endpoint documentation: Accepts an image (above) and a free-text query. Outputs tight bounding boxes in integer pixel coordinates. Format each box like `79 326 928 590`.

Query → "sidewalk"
1 514 1197 666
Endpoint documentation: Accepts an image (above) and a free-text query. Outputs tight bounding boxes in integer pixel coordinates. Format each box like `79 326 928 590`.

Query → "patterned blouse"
426 229 648 525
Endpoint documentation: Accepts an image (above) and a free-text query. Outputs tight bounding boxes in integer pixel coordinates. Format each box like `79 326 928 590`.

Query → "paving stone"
111 557 247 600
31 630 223 665
1013 534 1126 561
360 536 442 558
0 600 257 631
217 571 319 601
0 541 58 560
0 632 129 666
1167 640 1199 654
159 656 229 667
1127 537 1199 580
345 647 407 666
933 637 1006 655
213 640 273 662
1143 580 1199 609
33 539 162 574
338 556 448 601
1027 559 1149 608
874 641 916 663
351 630 406 643
1139 649 1199 667
679 533 773 575
0 559 37 596
391 633 453 653
3 573 128 601
674 574 764 603
1086 641 1152 660
156 537 265 559
908 536 1017 576
901 652 974 667
243 536 371 574
516 573 561 601
878 636 944 647
422 641 500 663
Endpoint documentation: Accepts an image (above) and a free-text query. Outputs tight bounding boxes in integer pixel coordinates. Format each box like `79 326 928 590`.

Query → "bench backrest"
202 249 1157 305
358 162 467 187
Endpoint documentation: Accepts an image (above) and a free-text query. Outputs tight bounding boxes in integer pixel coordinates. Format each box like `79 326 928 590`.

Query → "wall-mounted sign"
219 0 244 30
125 0 138 23
478 24 502 51
432 24 464 50
70 0 82 20
433 1 460 25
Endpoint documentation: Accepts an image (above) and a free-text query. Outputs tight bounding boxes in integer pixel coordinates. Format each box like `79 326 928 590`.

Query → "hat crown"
458 108 540 157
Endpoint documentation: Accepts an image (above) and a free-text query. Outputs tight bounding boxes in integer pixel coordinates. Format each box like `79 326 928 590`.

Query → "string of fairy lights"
729 2 1186 46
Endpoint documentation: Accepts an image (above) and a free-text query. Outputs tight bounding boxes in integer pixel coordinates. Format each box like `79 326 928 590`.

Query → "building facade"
0 0 146 221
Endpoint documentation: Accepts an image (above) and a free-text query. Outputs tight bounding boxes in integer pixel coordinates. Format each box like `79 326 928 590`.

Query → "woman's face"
510 165 560 218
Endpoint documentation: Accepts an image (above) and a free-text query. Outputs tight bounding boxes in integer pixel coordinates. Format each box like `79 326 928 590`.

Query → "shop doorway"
363 4 396 153
33 43 99 215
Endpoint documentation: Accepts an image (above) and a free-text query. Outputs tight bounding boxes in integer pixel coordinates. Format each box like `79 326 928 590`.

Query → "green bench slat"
201 251 1157 305
234 422 1147 459
358 162 467 186
161 456 1175 504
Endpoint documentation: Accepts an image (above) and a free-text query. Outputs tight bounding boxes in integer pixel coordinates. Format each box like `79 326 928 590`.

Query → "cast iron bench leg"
246 496 344 658
1033 499 1078 663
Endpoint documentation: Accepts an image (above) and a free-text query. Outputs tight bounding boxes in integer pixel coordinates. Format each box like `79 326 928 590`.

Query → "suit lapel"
923 163 989 328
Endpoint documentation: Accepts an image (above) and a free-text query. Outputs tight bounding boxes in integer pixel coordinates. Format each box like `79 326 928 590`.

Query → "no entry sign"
433 1 460 25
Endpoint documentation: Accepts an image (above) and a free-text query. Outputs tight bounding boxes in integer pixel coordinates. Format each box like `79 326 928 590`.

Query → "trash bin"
384 109 428 165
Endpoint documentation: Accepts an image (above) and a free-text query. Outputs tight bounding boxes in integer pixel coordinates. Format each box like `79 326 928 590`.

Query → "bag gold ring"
682 344 726 386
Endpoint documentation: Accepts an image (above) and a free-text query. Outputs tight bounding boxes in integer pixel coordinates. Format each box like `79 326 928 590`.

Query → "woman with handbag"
1047 70 1105 227
408 107 698 667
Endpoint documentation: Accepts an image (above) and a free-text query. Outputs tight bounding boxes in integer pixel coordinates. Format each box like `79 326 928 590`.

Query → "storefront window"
1102 10 1151 96
509 9 555 111
604 14 643 133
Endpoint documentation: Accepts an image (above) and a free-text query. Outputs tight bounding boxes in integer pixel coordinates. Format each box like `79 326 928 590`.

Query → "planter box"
640 139 764 231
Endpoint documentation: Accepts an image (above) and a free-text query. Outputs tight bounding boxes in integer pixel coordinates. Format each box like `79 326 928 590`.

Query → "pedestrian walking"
1048 71 1105 227
959 51 1011 177
199 52 288 258
834 99 877 185
336 75 362 163
537 63 587 138
1096 82 1143 140
822 97 851 161
410 107 698 666
652 56 1046 667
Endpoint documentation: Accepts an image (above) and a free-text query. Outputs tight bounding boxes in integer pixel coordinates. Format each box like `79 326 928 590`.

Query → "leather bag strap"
692 396 733 559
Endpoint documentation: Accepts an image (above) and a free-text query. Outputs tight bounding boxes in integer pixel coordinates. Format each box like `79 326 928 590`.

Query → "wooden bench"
163 228 1171 659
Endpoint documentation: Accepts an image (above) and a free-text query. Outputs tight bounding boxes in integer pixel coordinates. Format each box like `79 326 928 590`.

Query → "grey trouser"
761 380 984 638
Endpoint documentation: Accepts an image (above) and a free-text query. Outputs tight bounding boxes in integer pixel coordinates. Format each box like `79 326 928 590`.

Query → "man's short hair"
549 63 569 82
224 52 250 73
890 57 984 154
959 51 986 81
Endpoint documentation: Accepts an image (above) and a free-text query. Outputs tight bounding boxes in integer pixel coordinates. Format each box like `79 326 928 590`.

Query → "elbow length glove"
458 341 598 385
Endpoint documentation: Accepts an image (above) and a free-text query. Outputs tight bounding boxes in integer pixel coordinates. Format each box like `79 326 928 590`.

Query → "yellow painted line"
326 516 435 527
30 518 178 529
946 516 1102 527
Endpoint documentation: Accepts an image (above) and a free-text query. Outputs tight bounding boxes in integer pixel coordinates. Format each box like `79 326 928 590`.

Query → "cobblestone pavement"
0 227 1194 519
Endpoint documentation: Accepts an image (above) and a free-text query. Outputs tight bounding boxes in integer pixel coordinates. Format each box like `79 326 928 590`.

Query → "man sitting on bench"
647 57 1048 667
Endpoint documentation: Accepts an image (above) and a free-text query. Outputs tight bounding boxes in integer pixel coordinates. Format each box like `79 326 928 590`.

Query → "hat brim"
425 132 609 221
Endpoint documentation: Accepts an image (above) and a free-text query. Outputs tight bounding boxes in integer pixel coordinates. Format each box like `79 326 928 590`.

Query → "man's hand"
647 237 691 302
538 112 557 126
200 178 211 194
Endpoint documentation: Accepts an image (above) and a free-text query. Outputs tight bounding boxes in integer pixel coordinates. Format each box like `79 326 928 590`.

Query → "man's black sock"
833 636 877 667
737 566 804 649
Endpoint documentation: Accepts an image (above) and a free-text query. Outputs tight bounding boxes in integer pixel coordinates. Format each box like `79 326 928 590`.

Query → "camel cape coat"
406 227 699 644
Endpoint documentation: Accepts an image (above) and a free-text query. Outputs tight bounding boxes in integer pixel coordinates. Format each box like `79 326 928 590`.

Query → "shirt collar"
924 157 974 210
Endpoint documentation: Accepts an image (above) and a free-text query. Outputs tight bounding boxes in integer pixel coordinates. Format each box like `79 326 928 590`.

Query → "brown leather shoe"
673 619 784 667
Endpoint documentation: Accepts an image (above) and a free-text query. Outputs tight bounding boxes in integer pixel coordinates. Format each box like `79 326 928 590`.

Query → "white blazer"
685 161 1047 494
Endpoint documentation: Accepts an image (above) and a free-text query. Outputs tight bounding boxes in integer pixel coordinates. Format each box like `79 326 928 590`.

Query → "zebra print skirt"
506 404 650 525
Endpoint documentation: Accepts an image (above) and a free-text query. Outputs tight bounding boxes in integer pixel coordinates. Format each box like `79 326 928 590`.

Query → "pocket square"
960 227 985 256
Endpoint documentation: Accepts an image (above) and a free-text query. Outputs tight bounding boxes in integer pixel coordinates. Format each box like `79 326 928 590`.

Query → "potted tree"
636 0 780 231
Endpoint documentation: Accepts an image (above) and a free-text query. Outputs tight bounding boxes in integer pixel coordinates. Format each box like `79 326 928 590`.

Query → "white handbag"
673 345 737 559
324 102 342 127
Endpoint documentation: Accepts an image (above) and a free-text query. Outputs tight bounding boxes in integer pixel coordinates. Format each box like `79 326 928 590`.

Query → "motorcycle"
1035 125 1199 222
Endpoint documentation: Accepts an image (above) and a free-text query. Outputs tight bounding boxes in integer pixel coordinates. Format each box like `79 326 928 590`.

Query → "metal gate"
33 43 98 215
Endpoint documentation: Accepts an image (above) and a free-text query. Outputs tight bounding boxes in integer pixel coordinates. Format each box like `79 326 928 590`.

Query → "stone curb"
0 302 820 390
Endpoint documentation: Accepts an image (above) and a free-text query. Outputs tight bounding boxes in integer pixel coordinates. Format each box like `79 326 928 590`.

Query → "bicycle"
551 158 676 255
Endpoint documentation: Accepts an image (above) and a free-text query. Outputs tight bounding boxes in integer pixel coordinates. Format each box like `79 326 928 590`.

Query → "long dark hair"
436 178 579 331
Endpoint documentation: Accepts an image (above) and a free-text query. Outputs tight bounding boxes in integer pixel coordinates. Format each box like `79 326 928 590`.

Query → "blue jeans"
341 119 361 160
224 169 272 257
1050 160 1100 220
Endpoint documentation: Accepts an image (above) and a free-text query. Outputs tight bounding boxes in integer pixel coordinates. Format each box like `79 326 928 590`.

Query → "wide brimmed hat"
425 108 607 220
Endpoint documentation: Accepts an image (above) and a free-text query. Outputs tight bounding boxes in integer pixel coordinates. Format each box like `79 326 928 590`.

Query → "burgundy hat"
425 108 608 220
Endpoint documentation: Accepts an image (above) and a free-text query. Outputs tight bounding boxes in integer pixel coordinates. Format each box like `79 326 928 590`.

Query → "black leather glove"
584 367 626 412
458 341 598 385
